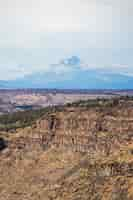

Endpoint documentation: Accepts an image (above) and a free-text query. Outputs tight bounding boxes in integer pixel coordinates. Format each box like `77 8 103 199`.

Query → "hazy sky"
0 0 132 83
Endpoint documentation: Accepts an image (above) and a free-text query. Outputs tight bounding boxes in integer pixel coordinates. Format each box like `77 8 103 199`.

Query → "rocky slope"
1 100 133 199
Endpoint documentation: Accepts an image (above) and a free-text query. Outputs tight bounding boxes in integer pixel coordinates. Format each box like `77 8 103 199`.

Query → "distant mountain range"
1 56 133 89
0 80 10 88
1 70 133 89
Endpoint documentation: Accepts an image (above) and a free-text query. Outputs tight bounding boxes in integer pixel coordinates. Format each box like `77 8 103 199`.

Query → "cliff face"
7 105 133 158
34 107 133 155
1 104 133 200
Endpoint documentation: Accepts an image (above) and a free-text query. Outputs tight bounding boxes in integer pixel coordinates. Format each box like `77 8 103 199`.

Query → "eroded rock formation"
1 104 133 200
32 107 133 155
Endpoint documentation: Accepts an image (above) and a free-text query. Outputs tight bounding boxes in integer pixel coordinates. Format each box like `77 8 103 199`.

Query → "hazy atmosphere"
1 2 133 200
0 0 132 88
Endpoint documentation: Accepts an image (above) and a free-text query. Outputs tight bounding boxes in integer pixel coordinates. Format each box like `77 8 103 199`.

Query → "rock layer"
34 107 133 155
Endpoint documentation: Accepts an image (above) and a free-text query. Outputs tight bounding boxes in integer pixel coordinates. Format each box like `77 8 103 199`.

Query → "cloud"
50 56 131 75
0 0 131 82
50 56 133 81
0 0 130 48
0 0 110 33
0 53 131 81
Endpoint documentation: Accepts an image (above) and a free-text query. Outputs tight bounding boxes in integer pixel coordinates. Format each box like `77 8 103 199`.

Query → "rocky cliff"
34 106 133 155
1 101 133 199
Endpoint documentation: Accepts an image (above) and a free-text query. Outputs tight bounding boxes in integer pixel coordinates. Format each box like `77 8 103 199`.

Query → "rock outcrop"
33 106 133 155
1 103 133 200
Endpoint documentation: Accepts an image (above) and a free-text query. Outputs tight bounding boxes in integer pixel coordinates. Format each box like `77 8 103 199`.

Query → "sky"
0 0 132 88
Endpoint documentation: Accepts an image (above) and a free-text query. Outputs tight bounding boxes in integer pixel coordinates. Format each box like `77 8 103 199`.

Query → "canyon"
1 98 133 199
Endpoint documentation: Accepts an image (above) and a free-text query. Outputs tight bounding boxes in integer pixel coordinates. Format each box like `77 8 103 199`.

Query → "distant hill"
1 68 133 89
0 80 9 88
